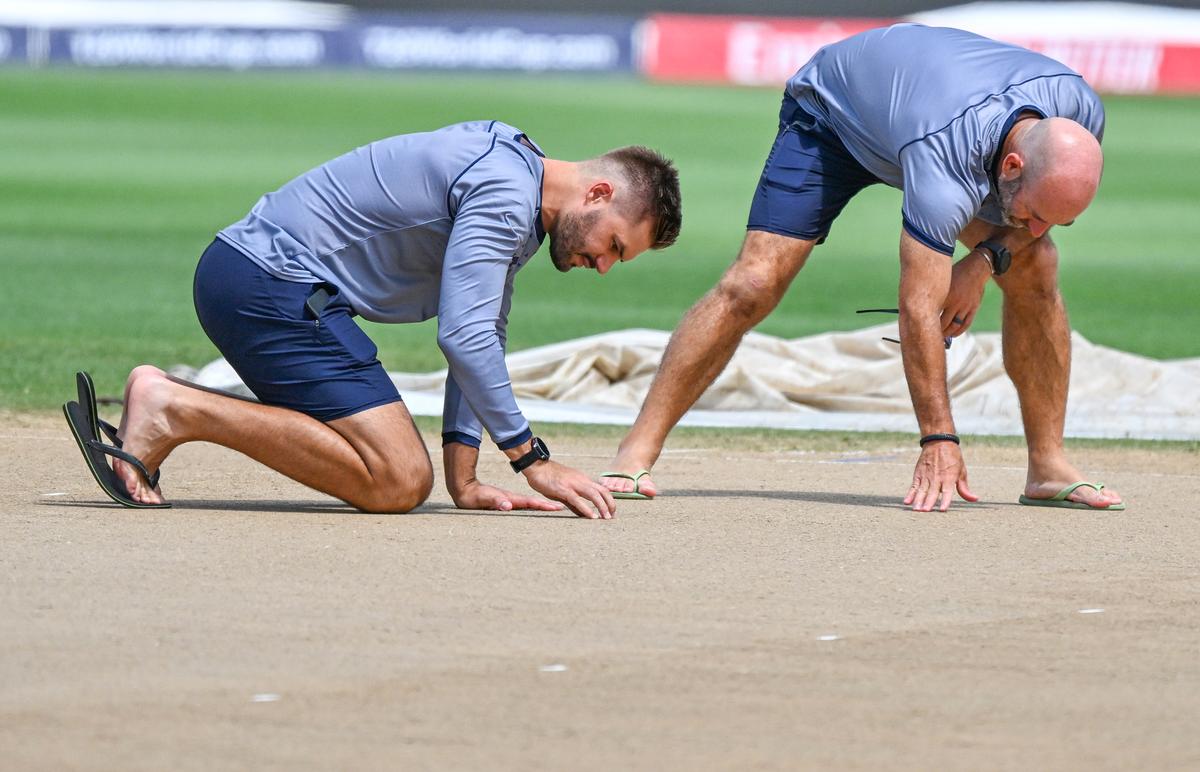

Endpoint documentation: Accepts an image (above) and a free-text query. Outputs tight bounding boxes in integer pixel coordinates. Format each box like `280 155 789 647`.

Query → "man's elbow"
436 329 463 361
437 326 494 361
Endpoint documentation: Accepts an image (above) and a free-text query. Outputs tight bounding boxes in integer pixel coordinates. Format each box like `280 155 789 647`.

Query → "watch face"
995 249 1012 274
979 241 1011 275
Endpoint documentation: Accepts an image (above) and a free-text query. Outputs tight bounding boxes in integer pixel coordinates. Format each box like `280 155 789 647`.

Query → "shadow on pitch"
37 498 576 518
668 488 993 510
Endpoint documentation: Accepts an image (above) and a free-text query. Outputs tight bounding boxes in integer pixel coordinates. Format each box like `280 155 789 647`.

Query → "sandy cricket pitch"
3 412 1199 770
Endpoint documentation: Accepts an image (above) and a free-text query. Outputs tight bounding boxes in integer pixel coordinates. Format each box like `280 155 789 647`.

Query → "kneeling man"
66 121 681 518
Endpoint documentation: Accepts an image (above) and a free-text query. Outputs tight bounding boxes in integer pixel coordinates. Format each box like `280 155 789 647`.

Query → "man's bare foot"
112 365 178 505
1024 460 1123 509
599 452 659 498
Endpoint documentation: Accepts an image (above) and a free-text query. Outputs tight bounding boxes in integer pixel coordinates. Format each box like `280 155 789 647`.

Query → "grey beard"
996 176 1022 228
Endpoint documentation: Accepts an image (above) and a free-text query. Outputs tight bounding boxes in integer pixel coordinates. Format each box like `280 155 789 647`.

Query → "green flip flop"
601 470 653 500
1018 482 1125 511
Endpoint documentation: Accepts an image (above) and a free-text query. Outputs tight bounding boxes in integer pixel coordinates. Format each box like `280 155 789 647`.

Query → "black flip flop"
76 371 122 447
63 394 170 509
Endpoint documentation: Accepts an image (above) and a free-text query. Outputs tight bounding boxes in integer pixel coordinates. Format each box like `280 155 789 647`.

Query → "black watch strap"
975 239 1012 276
510 437 550 473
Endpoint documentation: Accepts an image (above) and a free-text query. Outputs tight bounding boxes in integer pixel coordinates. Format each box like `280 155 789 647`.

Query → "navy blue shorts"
193 238 402 422
746 93 881 243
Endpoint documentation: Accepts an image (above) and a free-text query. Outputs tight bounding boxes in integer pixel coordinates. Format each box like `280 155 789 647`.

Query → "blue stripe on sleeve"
496 427 533 450
902 215 955 256
442 431 482 448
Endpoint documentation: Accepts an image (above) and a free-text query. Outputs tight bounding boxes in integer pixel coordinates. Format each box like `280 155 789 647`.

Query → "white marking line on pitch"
817 634 841 641
250 693 281 702
40 492 68 497
539 664 568 672
1078 608 1106 614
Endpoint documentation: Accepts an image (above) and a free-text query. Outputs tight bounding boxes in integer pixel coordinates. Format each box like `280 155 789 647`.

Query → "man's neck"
539 158 576 235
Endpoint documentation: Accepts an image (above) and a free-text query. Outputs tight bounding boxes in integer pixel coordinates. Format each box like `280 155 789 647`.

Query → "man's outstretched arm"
897 229 978 512
606 230 814 494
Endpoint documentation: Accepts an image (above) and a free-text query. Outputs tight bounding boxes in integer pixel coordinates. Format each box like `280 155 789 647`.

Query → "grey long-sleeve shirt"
786 23 1105 254
218 120 546 448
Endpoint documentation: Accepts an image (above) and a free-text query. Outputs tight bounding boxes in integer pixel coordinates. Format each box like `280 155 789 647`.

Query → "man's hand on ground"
451 479 564 512
904 441 979 512
523 460 617 519
941 251 992 337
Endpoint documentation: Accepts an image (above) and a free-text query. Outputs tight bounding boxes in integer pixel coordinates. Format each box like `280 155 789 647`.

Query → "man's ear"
585 180 614 205
999 152 1024 181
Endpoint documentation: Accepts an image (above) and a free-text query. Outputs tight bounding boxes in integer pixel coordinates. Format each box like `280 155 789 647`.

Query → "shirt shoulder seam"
896 72 1083 159
446 134 498 217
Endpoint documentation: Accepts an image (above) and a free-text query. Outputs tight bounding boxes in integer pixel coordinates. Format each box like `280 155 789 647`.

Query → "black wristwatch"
510 437 550 473
975 239 1012 276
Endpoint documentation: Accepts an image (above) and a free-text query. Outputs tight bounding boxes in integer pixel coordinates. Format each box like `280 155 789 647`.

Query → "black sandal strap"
98 419 122 447
85 439 160 489
77 371 124 448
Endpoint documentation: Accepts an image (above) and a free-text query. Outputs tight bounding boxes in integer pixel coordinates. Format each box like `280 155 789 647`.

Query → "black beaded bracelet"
919 433 960 447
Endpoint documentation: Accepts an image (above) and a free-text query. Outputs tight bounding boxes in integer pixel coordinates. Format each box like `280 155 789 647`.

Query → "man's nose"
596 255 616 275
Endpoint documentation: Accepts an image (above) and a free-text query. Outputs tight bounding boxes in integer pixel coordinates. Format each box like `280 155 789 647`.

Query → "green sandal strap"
601 470 650 482
1049 481 1104 501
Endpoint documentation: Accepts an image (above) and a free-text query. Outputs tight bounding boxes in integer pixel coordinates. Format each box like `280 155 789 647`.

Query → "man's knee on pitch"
997 232 1061 300
327 404 434 513
355 453 434 513
714 230 814 324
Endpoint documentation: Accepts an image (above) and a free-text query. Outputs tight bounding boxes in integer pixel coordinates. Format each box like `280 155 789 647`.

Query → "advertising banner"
0 26 27 64
977 37 1200 93
1159 44 1200 92
639 14 890 86
907 3 1200 94
357 13 636 73
47 26 337 69
641 10 1200 94
17 13 637 73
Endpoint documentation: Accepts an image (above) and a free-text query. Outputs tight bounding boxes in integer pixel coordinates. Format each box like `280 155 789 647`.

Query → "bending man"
602 24 1122 512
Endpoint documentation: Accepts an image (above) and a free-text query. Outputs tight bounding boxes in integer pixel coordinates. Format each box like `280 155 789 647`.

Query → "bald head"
1003 117 1104 227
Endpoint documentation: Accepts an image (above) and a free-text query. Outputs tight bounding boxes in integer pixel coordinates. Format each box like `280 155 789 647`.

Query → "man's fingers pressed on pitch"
597 484 616 515
904 477 922 505
568 495 598 519
919 484 939 512
586 486 613 519
513 494 560 511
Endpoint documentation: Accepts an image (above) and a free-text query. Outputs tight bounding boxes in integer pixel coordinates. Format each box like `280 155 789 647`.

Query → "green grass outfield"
3 68 1199 411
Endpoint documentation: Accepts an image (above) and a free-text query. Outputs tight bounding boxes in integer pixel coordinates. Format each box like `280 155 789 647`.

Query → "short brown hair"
598 146 681 250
